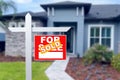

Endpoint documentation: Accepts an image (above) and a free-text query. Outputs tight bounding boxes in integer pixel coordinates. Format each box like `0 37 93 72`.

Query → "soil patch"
0 54 25 62
65 58 120 80
0 53 53 62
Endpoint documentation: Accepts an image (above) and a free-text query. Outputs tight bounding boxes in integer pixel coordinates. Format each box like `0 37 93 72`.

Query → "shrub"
83 44 113 65
111 54 120 72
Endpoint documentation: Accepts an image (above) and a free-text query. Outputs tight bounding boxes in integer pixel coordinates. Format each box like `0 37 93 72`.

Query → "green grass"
0 62 52 80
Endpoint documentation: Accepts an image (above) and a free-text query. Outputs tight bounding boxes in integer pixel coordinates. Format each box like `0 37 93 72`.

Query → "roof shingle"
85 5 120 19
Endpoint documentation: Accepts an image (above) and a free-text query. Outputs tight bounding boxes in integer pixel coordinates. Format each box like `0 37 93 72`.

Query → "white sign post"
8 13 71 80
25 13 32 80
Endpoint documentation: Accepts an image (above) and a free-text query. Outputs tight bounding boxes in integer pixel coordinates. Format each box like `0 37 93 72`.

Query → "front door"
54 22 77 53
64 28 73 52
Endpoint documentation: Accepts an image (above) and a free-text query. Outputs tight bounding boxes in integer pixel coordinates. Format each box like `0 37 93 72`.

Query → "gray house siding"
114 22 119 54
84 20 120 54
116 22 120 53
47 7 84 57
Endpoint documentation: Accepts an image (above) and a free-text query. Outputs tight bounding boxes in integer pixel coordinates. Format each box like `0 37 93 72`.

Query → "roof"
1 2 120 20
41 1 91 15
41 1 91 6
0 11 47 21
85 5 120 20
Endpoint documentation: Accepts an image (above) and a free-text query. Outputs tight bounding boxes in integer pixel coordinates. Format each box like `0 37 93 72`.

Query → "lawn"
0 62 52 80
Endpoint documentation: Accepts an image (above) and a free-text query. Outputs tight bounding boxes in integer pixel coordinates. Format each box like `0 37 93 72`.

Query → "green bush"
111 54 120 72
83 44 113 64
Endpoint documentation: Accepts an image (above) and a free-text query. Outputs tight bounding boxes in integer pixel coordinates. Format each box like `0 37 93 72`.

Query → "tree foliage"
0 0 17 15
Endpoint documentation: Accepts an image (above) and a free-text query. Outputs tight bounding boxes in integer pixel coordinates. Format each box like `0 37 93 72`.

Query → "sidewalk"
45 57 74 80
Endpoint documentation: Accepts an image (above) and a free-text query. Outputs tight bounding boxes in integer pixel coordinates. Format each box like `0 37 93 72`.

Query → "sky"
4 0 120 15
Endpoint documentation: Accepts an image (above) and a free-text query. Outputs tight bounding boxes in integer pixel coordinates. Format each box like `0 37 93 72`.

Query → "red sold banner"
34 35 66 60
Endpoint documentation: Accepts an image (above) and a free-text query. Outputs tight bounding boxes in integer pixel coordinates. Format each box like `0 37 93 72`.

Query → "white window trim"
81 7 84 16
47 7 50 16
18 22 25 27
76 7 79 16
9 21 17 27
52 7 54 16
88 24 114 50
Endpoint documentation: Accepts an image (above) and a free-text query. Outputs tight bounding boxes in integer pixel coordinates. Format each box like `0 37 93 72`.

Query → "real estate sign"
9 13 70 80
34 35 66 60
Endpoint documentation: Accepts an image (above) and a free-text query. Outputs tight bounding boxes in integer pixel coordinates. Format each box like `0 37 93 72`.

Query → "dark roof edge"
1 11 47 21
40 1 91 15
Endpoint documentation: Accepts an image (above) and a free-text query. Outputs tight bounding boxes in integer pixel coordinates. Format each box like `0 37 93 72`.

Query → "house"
0 22 6 52
0 1 120 57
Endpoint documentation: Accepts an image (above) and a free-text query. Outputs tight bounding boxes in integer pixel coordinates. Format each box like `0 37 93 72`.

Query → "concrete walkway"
45 57 74 80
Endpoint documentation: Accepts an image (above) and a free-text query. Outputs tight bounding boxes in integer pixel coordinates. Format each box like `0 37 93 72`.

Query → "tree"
0 0 17 15
0 0 17 29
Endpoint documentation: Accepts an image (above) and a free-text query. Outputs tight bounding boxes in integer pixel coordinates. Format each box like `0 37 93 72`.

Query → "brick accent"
5 32 42 57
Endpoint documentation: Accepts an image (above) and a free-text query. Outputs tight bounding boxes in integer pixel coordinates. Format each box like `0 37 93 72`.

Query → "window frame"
18 22 36 27
88 24 114 50
9 21 17 27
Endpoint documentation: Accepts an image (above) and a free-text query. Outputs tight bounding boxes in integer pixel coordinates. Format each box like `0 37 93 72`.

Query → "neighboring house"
0 11 47 56
0 1 120 57
0 23 6 52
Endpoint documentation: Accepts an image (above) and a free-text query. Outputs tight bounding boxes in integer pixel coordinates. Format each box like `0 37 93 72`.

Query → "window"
90 27 100 47
21 24 24 27
18 22 36 27
88 25 114 49
54 32 60 35
18 22 25 27
9 22 17 27
9 21 36 27
32 22 36 27
101 27 111 47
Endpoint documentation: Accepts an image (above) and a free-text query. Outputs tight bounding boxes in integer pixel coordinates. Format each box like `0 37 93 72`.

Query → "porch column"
73 28 76 54
47 18 54 34
76 18 84 57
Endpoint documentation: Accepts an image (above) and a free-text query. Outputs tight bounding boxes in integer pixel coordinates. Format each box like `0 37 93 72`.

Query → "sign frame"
8 13 71 80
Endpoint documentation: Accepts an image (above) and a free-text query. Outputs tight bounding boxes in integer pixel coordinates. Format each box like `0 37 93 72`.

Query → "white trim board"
9 27 71 32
